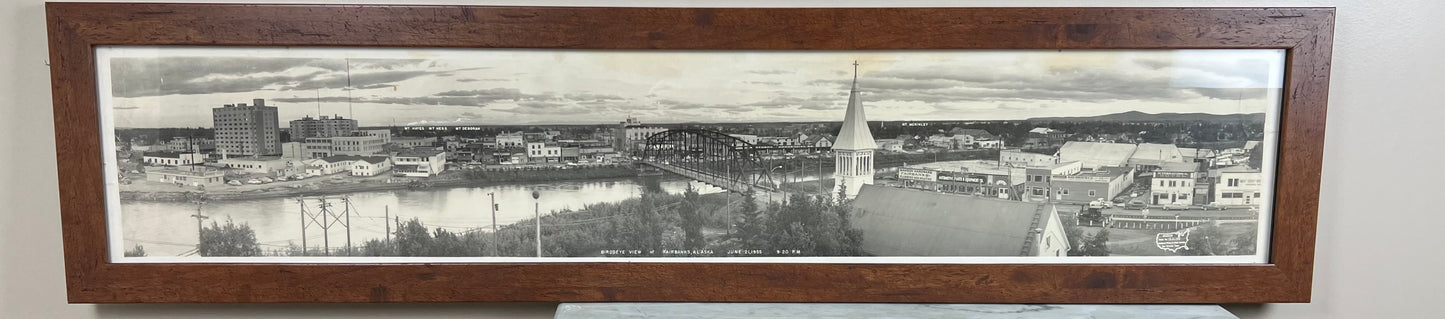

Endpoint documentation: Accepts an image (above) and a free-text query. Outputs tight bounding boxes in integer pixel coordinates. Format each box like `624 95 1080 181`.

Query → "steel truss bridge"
638 129 828 194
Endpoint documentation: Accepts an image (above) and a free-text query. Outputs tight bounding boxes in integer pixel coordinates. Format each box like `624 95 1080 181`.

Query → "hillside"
1027 111 1266 123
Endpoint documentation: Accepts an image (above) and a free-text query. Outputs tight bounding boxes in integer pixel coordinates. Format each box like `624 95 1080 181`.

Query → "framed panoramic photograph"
47 4 1334 303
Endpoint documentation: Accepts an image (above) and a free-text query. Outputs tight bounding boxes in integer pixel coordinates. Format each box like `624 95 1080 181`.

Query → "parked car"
1125 200 1148 210
1161 203 1192 210
1088 198 1113 209
1201 202 1229 210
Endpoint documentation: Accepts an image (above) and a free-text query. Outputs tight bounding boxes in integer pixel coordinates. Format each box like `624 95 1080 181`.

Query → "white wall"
3 0 1440 318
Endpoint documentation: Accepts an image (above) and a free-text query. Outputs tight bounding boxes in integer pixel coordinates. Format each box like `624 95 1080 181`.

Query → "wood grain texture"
45 4 1334 304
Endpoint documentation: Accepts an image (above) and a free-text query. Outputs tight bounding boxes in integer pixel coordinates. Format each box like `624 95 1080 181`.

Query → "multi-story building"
1021 161 1085 202
1150 162 1201 205
302 138 335 159
495 132 526 148
330 135 385 156
614 117 668 153
391 149 447 177
288 115 358 142
212 99 281 156
1212 165 1263 206
361 129 393 144
527 142 562 163
163 137 215 153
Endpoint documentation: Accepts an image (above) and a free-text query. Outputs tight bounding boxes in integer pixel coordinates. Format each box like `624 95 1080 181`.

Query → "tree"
676 184 706 250
1075 228 1111 256
123 244 147 257
392 218 434 256
1180 225 1225 256
1247 143 1264 169
731 189 769 249
198 218 262 257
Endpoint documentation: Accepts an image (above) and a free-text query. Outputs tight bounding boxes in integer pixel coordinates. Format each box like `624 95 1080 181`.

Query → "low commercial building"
218 157 305 177
392 149 447 177
999 149 1058 168
145 166 226 187
350 156 393 176
875 139 906 152
1127 143 1187 170
890 160 1026 200
1046 166 1136 203
851 185 1070 257
304 155 363 176
495 132 526 148
1057 141 1137 169
1212 165 1264 206
728 134 760 145
142 151 205 166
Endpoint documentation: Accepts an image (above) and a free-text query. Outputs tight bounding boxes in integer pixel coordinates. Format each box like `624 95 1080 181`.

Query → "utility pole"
532 190 542 258
488 192 498 256
384 205 390 246
343 197 353 256
190 193 208 254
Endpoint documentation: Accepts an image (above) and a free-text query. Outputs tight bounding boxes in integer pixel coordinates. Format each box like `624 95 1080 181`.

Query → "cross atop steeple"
852 60 859 88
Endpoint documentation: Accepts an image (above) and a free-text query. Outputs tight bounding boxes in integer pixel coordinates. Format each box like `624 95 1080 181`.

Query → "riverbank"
120 166 640 202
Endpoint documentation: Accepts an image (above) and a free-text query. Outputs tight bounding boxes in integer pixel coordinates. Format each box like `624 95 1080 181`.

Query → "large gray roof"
851 185 1049 256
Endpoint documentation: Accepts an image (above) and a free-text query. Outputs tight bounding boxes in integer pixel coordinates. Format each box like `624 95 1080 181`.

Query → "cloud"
563 93 627 101
747 70 791 75
108 57 478 98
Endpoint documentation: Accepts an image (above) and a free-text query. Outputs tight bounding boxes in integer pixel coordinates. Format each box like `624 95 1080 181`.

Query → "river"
120 170 838 257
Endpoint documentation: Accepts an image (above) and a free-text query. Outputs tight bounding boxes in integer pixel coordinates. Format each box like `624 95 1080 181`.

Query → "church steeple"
832 60 876 199
832 60 877 151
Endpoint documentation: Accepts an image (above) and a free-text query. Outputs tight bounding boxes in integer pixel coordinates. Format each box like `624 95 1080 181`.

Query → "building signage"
1155 172 1192 179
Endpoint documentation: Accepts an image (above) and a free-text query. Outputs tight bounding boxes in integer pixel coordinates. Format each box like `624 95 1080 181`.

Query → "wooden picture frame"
47 3 1332 303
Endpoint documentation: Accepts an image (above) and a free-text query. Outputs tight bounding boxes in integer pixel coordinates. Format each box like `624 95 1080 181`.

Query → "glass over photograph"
97 47 1283 263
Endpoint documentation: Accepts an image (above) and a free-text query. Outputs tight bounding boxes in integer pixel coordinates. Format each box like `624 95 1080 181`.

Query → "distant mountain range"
1027 111 1266 123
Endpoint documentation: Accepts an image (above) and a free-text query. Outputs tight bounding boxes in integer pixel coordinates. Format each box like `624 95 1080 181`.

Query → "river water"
120 171 836 257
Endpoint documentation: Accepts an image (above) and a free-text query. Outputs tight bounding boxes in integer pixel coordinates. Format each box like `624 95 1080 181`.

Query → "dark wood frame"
47 3 1333 304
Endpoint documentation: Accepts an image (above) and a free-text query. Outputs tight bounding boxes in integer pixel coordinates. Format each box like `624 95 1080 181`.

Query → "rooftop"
142 151 194 158
1058 141 1138 167
395 149 445 158
906 160 1016 176
851 185 1050 256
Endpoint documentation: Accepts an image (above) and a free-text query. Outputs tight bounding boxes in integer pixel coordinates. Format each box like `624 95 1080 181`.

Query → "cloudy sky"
98 47 1284 128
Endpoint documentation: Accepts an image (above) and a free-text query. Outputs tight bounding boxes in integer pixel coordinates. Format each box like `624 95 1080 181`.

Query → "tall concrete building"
212 99 281 156
833 61 877 199
289 115 358 141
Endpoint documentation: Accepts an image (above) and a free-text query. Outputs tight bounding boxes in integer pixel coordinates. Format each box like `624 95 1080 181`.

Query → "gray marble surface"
555 303 1237 319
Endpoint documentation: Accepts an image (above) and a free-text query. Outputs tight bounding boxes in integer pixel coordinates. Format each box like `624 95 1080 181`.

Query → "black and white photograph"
98 47 1282 263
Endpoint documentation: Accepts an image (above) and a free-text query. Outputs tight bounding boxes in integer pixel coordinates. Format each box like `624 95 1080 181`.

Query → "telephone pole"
488 192 498 256
189 193 208 254
532 191 542 258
